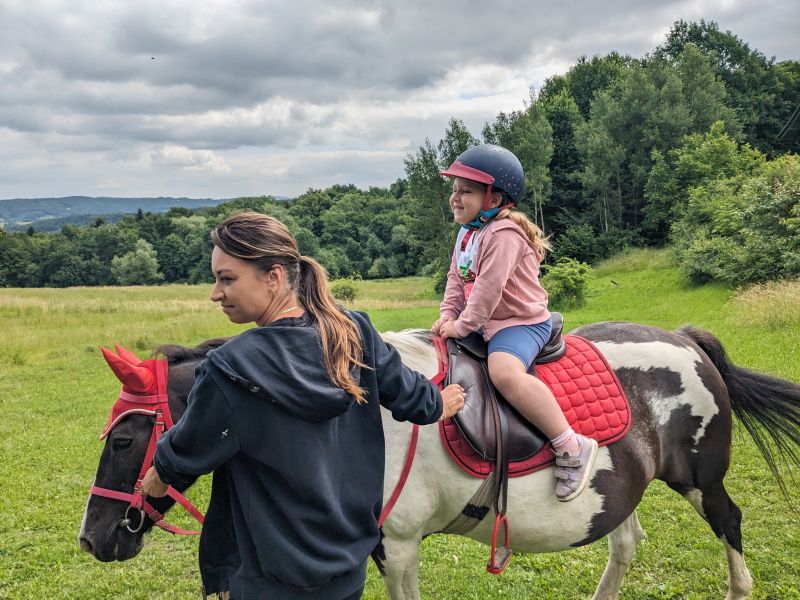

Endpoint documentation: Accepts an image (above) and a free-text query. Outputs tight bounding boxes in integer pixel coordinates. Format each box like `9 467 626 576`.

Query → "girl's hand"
438 319 460 340
141 466 169 498
439 384 466 421
431 317 451 336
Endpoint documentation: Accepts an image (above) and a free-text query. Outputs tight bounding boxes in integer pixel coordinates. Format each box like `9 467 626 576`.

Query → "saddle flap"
447 339 548 462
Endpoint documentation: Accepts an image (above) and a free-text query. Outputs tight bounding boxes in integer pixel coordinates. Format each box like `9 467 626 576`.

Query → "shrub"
111 239 164 286
541 257 591 310
432 270 448 296
330 278 360 303
554 222 600 263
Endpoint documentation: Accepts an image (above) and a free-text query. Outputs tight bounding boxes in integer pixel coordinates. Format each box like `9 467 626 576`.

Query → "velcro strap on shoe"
555 455 582 468
554 468 582 482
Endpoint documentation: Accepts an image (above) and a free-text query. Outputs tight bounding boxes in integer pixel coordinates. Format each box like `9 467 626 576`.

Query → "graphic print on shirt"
456 228 482 301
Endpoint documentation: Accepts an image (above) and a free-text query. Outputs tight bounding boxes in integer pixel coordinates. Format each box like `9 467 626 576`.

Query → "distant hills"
0 196 231 232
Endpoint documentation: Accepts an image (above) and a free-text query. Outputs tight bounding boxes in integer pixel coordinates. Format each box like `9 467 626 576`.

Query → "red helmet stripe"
439 161 495 184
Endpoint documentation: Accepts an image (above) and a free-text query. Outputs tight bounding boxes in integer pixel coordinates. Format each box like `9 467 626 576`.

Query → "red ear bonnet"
100 346 155 393
114 344 143 366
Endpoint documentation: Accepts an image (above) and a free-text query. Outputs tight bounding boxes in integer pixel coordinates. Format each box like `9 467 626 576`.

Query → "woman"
141 212 465 600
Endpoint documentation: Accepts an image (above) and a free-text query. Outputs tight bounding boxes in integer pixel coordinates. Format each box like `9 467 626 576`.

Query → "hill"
0 196 230 230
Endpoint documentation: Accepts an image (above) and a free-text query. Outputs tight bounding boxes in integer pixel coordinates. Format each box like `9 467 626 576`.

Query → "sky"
1 1 797 201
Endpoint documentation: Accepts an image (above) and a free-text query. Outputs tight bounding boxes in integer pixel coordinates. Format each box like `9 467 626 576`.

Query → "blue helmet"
440 144 525 206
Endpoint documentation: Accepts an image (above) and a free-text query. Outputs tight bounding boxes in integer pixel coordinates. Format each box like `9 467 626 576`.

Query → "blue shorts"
488 319 552 369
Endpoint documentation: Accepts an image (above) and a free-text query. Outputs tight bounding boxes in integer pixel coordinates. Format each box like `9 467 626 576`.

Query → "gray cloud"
0 0 797 199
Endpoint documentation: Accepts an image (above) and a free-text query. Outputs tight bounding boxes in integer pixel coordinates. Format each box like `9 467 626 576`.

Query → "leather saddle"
448 312 566 462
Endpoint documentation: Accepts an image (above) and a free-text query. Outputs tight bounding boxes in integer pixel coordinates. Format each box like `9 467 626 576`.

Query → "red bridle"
90 353 205 535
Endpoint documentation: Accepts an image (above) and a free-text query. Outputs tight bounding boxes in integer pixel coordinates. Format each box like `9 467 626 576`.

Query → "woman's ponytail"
299 256 367 404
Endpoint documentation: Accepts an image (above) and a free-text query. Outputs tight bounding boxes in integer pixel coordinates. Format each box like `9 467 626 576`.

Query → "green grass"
1 251 798 599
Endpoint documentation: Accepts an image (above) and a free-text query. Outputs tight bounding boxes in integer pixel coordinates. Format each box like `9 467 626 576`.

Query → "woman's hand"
439 384 466 421
141 466 169 498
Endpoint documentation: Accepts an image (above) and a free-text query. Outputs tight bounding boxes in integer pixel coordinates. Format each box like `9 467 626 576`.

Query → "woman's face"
209 247 273 324
449 177 487 225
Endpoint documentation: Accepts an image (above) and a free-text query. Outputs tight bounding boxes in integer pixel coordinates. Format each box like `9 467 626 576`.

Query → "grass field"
0 248 798 599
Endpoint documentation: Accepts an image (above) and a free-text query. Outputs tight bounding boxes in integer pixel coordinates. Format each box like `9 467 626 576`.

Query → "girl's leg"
487 351 569 439
487 349 598 501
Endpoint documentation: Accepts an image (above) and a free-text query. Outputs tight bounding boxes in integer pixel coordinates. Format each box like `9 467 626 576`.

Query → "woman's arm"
150 363 241 489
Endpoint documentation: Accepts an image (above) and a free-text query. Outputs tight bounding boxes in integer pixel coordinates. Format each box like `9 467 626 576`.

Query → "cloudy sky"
1 1 797 200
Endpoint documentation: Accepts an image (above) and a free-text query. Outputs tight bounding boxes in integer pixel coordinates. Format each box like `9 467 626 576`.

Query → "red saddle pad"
439 335 631 478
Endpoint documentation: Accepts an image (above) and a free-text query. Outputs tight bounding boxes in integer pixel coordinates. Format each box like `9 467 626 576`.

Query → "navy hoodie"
152 311 442 600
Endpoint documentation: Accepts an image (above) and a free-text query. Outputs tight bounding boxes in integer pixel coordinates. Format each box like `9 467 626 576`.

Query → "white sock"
550 427 581 457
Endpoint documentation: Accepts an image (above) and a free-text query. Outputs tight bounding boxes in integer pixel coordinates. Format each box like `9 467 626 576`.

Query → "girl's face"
449 177 486 225
209 247 273 324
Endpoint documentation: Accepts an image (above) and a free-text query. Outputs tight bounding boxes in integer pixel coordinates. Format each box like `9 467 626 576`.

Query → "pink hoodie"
440 218 550 341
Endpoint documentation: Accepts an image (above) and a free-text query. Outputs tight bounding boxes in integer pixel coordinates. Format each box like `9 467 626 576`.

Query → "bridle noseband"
90 358 205 535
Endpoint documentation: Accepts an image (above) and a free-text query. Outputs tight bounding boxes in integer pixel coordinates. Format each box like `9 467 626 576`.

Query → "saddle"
439 313 630 574
449 312 566 462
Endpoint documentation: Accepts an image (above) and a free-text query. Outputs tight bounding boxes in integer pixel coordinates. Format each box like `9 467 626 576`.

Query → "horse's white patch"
722 536 753 599
465 447 615 552
684 488 706 519
595 341 719 451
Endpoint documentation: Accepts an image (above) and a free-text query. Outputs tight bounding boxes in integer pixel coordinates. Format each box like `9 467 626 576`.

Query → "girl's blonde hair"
495 206 551 259
211 212 367 403
475 183 550 259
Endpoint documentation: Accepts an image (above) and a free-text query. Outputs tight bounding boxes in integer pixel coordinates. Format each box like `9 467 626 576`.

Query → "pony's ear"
114 344 142 365
100 346 154 393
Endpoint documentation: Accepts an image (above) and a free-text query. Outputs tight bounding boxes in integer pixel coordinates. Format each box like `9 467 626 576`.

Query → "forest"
1 20 798 289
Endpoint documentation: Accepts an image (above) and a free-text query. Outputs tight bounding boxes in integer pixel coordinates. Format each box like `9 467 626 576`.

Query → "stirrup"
487 513 512 574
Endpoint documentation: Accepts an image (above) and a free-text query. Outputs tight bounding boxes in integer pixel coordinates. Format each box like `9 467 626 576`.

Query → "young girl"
431 144 598 502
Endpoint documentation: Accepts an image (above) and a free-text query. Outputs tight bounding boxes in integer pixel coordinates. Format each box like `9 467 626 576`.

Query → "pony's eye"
112 437 132 451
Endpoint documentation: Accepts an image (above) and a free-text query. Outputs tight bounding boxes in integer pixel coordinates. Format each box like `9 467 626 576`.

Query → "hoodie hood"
205 314 358 422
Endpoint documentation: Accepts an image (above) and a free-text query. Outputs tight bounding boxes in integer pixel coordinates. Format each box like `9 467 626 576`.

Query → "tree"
543 89 586 235
111 239 164 285
645 121 765 235
657 19 781 153
540 52 631 120
508 102 553 231
405 133 460 274
675 44 739 137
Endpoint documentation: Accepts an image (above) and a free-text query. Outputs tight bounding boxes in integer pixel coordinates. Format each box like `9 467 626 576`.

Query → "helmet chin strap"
463 184 499 229
482 184 494 212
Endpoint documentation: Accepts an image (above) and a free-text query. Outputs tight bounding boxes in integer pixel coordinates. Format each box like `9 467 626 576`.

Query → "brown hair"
211 212 367 403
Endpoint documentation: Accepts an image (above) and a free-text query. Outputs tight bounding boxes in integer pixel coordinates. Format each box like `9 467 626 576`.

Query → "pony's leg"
682 485 753 600
379 534 423 600
590 511 645 600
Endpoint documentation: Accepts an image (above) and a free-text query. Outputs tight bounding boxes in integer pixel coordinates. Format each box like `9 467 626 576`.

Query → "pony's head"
80 339 228 561
78 345 192 561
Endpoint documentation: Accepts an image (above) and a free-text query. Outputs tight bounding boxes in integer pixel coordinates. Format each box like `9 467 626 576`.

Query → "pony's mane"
155 338 230 363
153 329 436 371
380 329 437 377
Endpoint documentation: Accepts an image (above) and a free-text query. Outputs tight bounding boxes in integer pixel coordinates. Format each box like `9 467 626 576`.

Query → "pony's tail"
679 326 800 500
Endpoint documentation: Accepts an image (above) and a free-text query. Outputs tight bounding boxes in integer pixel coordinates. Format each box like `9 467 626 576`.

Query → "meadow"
0 248 798 599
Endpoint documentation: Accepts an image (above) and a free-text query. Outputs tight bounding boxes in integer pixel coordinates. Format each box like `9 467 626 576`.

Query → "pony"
79 322 800 599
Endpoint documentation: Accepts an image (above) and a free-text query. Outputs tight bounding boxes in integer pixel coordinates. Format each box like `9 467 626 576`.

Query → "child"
431 144 598 502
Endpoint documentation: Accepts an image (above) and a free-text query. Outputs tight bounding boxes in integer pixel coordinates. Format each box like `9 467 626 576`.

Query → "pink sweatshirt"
440 218 550 341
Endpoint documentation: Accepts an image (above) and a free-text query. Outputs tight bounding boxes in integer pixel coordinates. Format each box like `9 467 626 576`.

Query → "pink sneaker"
553 434 598 502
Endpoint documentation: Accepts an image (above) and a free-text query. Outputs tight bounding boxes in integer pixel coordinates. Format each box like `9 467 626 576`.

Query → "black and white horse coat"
81 322 800 600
